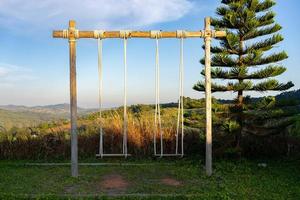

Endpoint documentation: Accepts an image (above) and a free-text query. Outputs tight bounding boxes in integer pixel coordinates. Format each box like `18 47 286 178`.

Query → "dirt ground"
98 173 130 194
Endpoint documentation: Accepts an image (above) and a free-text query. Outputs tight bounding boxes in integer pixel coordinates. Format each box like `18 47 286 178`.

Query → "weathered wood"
53 30 226 39
204 17 212 176
69 20 78 178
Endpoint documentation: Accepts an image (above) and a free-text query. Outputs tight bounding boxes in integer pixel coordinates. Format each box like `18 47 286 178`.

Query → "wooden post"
204 17 212 176
69 20 78 177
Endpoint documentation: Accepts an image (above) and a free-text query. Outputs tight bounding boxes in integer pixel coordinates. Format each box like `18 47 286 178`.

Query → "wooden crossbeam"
53 22 226 39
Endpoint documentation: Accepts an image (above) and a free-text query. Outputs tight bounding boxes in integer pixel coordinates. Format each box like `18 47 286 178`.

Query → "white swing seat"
96 153 132 157
154 154 183 157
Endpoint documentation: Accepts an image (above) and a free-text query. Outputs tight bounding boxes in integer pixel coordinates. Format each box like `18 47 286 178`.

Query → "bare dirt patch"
98 174 129 194
161 177 182 186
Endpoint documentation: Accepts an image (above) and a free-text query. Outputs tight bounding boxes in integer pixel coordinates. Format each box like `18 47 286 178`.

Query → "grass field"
0 158 300 199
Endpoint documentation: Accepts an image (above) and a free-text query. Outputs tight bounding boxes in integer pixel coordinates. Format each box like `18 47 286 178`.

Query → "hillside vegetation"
0 90 300 159
0 104 95 130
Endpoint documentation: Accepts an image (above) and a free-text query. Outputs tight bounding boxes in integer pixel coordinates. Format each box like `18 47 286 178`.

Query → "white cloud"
0 0 194 30
0 67 9 77
0 63 35 86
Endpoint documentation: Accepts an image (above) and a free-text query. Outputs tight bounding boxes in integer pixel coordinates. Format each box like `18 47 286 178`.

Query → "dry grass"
0 107 202 159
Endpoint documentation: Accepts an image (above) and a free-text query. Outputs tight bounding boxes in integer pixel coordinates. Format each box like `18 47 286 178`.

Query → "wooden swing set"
53 17 226 177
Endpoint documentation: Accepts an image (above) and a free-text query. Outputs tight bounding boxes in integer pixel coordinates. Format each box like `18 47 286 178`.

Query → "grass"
0 158 300 199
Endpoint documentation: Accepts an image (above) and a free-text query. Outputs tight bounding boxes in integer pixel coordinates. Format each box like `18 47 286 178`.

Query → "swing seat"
154 154 183 157
96 153 132 157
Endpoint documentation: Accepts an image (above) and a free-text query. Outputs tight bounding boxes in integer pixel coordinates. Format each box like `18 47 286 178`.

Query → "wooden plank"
69 20 78 178
215 31 227 38
53 30 226 39
204 17 212 176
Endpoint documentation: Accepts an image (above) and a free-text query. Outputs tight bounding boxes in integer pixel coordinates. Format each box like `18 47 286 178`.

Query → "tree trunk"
236 38 244 150
236 90 243 149
238 90 243 106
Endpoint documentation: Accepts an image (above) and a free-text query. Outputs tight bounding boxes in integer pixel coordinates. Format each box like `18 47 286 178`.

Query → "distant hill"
217 89 300 104
0 104 96 130
276 89 300 101
1 89 299 130
0 104 94 115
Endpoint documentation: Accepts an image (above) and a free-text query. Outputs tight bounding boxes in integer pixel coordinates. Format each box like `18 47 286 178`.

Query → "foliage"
1 95 300 159
193 0 295 151
287 114 300 138
0 104 94 130
0 105 204 159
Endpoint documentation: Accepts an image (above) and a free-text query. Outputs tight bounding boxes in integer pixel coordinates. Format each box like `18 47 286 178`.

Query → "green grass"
0 158 299 199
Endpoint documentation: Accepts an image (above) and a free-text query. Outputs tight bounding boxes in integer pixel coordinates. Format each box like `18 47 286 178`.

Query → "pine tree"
193 0 294 148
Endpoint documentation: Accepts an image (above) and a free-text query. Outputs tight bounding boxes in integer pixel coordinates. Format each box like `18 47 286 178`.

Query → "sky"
0 0 299 108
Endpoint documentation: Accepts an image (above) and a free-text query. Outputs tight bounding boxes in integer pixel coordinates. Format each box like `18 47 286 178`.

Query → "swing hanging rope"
151 30 185 157
120 30 131 158
96 29 184 158
96 30 105 158
95 30 131 158
94 30 104 158
176 30 186 157
151 31 163 157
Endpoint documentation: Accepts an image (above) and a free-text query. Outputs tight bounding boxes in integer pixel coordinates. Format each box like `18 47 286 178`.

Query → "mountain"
276 89 300 101
0 104 95 115
0 104 96 130
1 89 299 130
217 89 300 104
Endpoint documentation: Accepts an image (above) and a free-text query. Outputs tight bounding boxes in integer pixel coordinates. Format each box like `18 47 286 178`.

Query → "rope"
95 29 185 158
176 30 187 38
97 31 129 158
62 30 68 38
62 29 79 41
120 30 131 39
94 30 105 39
97 37 104 158
68 28 79 42
74 30 79 39
122 32 128 158
151 31 163 157
151 31 160 156
150 30 162 39
176 32 185 157
157 38 163 158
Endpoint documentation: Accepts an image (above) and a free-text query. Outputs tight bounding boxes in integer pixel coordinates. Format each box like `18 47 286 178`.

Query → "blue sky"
0 0 299 108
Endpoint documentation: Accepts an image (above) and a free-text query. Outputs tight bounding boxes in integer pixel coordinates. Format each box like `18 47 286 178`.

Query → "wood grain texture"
204 17 212 177
53 30 226 39
69 20 78 178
